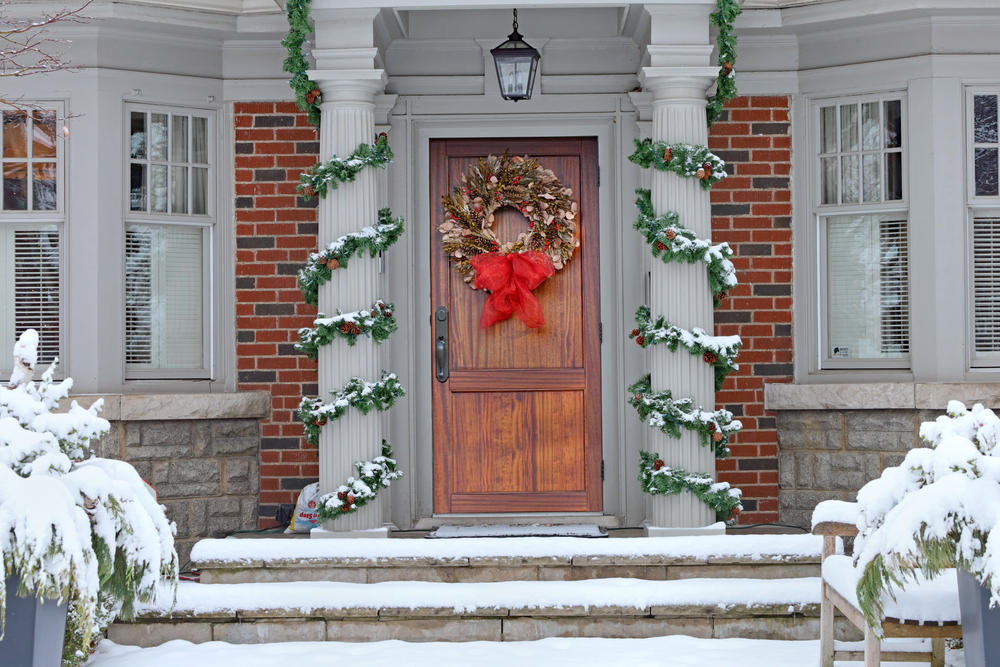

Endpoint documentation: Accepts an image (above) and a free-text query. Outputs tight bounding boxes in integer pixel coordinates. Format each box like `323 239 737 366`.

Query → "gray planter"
957 569 1000 667
0 574 68 667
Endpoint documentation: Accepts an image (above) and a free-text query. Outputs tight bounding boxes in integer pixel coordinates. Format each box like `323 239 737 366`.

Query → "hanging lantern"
490 9 541 102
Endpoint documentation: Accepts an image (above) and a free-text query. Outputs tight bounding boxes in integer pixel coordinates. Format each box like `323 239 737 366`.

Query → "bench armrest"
813 521 859 537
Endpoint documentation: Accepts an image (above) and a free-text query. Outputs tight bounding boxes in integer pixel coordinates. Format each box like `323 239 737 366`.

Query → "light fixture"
490 9 540 102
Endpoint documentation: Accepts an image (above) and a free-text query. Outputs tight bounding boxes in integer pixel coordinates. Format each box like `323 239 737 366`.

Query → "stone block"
538 565 668 581
572 554 703 567
795 452 813 487
712 616 819 640
766 383 914 410
501 617 713 641
813 452 881 490
108 622 212 648
162 500 190 539
326 619 502 642
884 453 905 469
776 411 842 450
212 620 325 644
189 497 252 537
847 431 915 452
779 489 848 510
915 383 1000 410
94 424 121 460
129 461 153 484
174 539 195 567
152 460 221 498
210 437 260 457
379 606 508 618
211 419 260 438
845 410 915 433
225 458 259 496
778 453 795 489
367 566 534 584
238 607 377 620
468 555 570 567
666 563 819 580
119 392 270 421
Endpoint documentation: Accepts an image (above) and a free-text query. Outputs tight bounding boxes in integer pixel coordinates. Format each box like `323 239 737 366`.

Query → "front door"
430 137 602 513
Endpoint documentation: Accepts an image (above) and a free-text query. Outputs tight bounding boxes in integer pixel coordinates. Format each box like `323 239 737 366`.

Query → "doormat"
426 524 608 539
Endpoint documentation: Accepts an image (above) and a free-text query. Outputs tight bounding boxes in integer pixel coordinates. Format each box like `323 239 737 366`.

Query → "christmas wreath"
439 153 580 329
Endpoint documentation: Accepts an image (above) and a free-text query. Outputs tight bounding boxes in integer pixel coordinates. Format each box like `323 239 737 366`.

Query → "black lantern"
490 9 540 102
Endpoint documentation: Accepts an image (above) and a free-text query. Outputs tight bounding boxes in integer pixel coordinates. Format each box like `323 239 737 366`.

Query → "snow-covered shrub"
853 400 1000 630
0 330 177 665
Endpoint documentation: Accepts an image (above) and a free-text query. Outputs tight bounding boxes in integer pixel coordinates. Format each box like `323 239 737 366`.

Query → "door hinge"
599 322 603 344
597 165 601 188
601 460 605 481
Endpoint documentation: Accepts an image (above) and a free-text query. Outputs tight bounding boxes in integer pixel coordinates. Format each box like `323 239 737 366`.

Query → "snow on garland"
282 0 321 127
297 208 405 308
633 189 737 306
639 451 742 522
316 440 402 521
707 0 742 126
628 139 727 189
628 306 741 392
298 134 393 201
297 373 406 447
296 301 397 359
628 374 741 459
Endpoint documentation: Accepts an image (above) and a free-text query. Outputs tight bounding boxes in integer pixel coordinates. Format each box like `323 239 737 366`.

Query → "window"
0 106 62 371
815 95 909 369
970 92 1000 366
973 94 998 198
124 105 213 379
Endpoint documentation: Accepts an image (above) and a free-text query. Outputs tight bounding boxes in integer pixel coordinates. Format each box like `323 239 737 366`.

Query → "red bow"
469 251 555 329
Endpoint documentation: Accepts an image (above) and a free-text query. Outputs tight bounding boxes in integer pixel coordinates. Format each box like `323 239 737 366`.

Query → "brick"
254 169 287 181
751 123 790 135
711 204 751 217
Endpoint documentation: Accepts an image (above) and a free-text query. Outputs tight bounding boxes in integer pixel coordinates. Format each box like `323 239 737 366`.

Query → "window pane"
820 107 837 154
32 111 57 158
192 117 208 164
862 154 881 203
827 214 909 360
973 216 1000 358
192 167 207 215
862 102 880 151
130 163 146 211
150 164 167 213
885 152 903 201
841 155 859 204
884 100 902 148
32 163 56 211
171 166 187 214
976 147 1000 197
130 112 146 160
3 111 27 158
4 162 27 210
150 113 168 161
974 95 999 144
171 116 188 163
821 157 838 205
840 104 858 153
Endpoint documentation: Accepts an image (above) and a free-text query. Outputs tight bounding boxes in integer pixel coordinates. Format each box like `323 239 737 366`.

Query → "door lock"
435 306 449 382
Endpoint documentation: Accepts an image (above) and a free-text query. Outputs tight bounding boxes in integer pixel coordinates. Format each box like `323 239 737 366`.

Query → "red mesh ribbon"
469 251 555 329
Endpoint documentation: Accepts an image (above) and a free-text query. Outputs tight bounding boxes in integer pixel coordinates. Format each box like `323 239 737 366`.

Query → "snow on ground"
191 533 832 564
84 637 966 667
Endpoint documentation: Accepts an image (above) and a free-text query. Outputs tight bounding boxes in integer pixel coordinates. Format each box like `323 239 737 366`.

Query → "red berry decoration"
703 351 719 365
653 459 665 471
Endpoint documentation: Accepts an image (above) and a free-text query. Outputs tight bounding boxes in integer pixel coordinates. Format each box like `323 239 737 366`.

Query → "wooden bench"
814 518 962 667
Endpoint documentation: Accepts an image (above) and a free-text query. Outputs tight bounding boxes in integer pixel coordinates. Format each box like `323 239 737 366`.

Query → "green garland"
297 208 405 308
639 451 742 522
629 306 741 392
628 374 740 459
707 0 742 126
282 0 321 127
316 440 402 522
299 135 393 201
628 139 726 189
296 301 398 359
297 373 406 447
633 189 737 306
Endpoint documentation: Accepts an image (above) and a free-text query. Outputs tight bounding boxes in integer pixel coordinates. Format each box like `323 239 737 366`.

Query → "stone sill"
55 391 270 421
764 382 1000 411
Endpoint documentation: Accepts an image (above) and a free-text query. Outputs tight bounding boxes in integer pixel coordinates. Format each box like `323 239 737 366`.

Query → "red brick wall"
232 102 320 527
709 96 793 524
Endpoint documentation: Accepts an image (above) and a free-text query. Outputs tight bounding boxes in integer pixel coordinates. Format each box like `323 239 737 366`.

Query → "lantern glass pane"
496 55 534 98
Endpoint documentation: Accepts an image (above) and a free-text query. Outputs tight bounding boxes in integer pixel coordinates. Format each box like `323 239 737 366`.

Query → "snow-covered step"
191 534 829 584
108 576 859 647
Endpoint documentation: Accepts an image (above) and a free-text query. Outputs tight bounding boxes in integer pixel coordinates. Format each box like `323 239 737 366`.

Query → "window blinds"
0 226 60 367
973 217 1000 357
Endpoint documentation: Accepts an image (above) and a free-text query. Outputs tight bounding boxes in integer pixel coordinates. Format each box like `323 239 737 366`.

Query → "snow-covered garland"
282 0 321 127
299 134 393 201
297 373 405 447
629 306 741 392
296 301 397 359
706 0 742 126
297 207 404 309
316 440 402 520
628 374 740 459
628 140 727 189
639 451 742 522
633 189 737 307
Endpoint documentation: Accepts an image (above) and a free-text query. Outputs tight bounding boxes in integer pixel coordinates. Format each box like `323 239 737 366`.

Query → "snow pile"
810 499 859 529
852 400 1000 629
0 330 177 664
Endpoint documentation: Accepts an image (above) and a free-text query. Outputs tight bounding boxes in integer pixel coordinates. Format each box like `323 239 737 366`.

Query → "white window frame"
811 92 911 371
0 100 66 380
123 102 215 381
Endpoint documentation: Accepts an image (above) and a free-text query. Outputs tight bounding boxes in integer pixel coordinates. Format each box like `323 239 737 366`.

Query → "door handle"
435 306 449 383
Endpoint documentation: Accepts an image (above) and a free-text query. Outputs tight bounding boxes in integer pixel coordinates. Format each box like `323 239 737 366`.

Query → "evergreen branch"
297 373 406 447
281 0 321 126
639 450 742 523
315 440 402 522
298 134 393 200
707 0 742 126
296 301 398 358
627 374 741 458
629 306 741 391
628 139 727 189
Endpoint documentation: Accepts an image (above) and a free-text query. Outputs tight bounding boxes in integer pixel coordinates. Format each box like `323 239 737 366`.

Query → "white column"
639 3 721 533
309 9 390 536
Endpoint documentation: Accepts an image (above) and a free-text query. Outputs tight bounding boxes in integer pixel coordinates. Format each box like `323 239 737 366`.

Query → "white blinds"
973 217 1000 357
0 225 60 367
125 224 204 370
827 215 909 360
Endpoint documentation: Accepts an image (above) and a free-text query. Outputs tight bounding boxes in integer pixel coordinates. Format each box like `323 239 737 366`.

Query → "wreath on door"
438 153 580 329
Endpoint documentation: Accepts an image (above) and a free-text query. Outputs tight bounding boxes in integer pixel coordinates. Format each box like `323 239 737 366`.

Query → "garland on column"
316 440 402 521
628 306 741 392
297 373 405 447
296 301 397 358
299 134 394 200
628 140 726 188
639 451 742 521
282 0 321 127
628 375 739 458
707 0 742 127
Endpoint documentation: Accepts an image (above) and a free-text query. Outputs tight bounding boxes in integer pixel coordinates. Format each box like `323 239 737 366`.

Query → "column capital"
639 67 719 103
307 68 388 105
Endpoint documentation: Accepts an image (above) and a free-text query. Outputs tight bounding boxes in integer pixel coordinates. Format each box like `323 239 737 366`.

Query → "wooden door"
431 137 601 513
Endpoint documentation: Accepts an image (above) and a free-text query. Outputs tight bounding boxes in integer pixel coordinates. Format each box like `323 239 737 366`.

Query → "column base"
311 525 391 539
643 521 726 537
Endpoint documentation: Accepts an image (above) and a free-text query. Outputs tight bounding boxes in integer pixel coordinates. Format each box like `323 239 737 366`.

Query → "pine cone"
715 291 728 301
337 491 348 500
713 432 724 443
346 494 356 505
340 323 354 335
723 61 734 76
636 336 645 346
663 147 673 162
341 504 351 513
327 256 340 270
313 416 327 427
302 185 316 198
703 351 719 365
701 162 713 179
633 394 642 403
665 229 677 240
655 241 667 252
696 169 706 180
304 88 321 104
385 310 393 318
653 459 665 471
631 329 641 337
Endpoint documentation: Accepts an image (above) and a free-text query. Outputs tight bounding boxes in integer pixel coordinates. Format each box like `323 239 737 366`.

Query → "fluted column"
308 9 389 536
639 3 721 532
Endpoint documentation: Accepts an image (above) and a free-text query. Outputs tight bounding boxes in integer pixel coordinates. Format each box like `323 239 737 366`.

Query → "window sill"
765 382 1000 411
57 391 270 421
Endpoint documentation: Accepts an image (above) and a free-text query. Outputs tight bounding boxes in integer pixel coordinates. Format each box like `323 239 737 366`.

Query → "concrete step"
190 534 827 584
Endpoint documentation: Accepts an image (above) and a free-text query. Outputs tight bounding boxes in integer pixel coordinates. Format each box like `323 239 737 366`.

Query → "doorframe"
385 113 647 529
